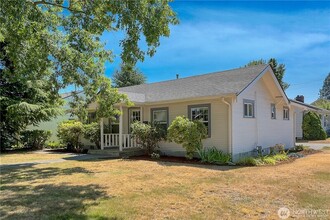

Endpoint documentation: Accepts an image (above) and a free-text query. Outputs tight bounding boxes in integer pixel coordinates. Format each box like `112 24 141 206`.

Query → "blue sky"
103 1 330 104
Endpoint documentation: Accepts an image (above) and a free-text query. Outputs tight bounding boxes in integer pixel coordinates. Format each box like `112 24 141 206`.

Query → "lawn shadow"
0 183 112 219
125 157 244 171
154 160 244 171
0 164 92 184
0 164 115 219
63 154 118 162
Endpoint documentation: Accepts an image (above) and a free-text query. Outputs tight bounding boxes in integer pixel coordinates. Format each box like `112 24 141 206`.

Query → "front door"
129 108 141 133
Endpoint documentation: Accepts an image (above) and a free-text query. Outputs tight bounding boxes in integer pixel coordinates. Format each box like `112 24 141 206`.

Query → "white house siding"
294 108 304 139
231 73 294 160
142 99 229 156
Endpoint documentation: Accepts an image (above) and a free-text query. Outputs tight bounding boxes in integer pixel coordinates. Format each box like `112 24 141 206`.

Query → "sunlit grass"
0 152 329 219
0 152 72 164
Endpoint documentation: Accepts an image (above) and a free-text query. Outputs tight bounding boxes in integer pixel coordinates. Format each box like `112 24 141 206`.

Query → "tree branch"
31 0 84 13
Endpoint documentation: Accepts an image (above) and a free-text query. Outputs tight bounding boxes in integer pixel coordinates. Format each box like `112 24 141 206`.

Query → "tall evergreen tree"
245 58 290 90
319 73 330 100
113 63 146 88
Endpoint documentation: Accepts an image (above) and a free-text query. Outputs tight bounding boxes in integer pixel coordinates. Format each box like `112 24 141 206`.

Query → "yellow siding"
140 99 229 154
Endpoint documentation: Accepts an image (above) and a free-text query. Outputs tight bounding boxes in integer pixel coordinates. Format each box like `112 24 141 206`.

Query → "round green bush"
302 111 326 140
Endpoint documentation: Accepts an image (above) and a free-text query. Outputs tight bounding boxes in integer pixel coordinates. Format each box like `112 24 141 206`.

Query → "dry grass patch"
0 151 330 219
0 151 72 164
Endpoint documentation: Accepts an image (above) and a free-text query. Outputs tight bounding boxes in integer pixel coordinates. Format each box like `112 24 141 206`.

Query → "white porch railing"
103 134 139 149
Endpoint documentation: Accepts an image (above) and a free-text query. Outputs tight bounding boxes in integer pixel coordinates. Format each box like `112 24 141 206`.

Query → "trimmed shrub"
83 122 101 149
57 120 84 150
131 121 166 155
197 147 231 164
20 130 52 149
167 116 207 159
45 141 65 149
302 111 327 140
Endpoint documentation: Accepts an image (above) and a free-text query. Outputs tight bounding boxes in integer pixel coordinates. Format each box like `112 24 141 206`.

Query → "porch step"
88 148 145 158
88 149 119 157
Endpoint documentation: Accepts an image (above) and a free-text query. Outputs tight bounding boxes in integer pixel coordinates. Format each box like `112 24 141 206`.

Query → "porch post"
140 106 143 122
100 118 104 150
119 105 123 151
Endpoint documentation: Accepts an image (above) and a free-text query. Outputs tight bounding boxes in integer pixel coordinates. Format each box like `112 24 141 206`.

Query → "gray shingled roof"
290 99 330 113
119 64 269 103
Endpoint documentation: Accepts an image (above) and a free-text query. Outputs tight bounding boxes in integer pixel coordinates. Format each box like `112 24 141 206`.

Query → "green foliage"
0 0 178 145
237 157 258 166
245 58 289 90
319 73 330 100
113 63 146 88
311 98 330 110
45 141 65 149
20 130 52 149
0 42 63 150
167 116 207 159
272 154 289 161
302 111 327 140
150 152 161 159
131 121 166 155
269 144 285 155
57 120 84 150
237 153 288 166
83 122 101 149
197 147 231 164
293 145 309 152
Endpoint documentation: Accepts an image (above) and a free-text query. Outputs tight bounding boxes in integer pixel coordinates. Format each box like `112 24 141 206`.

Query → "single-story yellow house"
88 64 296 161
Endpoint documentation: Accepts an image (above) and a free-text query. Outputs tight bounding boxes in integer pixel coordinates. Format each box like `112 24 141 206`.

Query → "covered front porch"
100 105 143 151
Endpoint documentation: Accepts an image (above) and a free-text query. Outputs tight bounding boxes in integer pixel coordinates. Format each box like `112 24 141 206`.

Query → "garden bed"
129 149 323 167
129 155 215 165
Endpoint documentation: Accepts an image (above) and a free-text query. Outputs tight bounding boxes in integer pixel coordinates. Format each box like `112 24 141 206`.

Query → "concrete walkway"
297 142 330 150
0 153 112 170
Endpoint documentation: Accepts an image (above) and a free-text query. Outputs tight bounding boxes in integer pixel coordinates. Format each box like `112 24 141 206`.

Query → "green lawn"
1 150 330 219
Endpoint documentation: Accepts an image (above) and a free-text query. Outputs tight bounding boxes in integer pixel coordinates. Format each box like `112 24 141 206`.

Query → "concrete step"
88 149 119 157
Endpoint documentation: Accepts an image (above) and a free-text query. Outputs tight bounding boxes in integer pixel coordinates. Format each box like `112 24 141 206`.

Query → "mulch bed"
129 149 324 166
129 155 213 165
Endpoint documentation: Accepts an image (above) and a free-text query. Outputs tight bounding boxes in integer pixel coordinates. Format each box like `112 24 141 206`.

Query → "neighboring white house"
290 98 330 140
87 64 297 161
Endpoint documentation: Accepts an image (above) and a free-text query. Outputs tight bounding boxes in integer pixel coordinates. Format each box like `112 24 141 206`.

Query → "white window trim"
243 99 255 118
151 107 169 127
283 107 289 120
271 103 276 119
188 104 211 137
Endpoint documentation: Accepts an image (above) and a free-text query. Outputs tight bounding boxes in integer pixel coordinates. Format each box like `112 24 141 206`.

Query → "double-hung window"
151 108 168 131
283 107 289 120
271 104 276 119
188 104 211 137
243 99 255 118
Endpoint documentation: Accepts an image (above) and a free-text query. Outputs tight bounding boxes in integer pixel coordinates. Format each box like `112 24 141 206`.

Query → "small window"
243 99 255 118
283 107 289 120
151 108 168 131
271 104 276 119
188 104 211 137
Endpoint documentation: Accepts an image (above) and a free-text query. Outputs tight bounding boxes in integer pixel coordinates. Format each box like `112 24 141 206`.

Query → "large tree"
245 58 290 90
311 99 330 110
0 0 178 148
319 73 330 100
113 63 146 88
